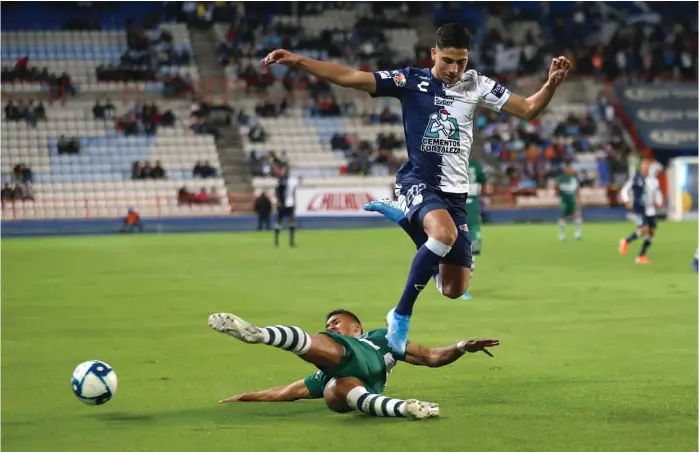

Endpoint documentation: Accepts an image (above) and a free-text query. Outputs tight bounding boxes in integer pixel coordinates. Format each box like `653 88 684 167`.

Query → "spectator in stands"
237 109 250 126
314 96 341 117
25 100 38 128
178 186 193 205
1 183 14 201
4 100 19 121
190 117 220 141
58 72 76 97
160 109 176 126
93 100 105 119
15 100 27 121
120 207 143 233
57 136 71 154
103 98 116 119
151 161 166 179
69 137 81 154
255 101 281 118
196 160 217 178
254 191 272 231
193 187 209 204
13 163 33 184
132 161 143 180
379 107 399 124
116 112 139 136
35 101 46 121
141 161 153 179
248 122 267 143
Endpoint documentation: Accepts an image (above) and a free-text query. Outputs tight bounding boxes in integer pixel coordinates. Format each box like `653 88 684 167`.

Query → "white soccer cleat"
404 399 440 420
208 313 264 344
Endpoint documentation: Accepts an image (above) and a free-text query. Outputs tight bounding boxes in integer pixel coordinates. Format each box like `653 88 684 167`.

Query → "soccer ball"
71 360 118 405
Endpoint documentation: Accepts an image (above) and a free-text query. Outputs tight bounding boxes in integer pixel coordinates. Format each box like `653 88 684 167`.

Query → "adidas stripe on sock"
346 386 407 417
261 326 312 355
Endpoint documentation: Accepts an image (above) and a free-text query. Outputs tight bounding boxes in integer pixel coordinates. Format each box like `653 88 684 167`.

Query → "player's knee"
429 226 457 247
323 378 361 414
442 283 467 299
441 278 469 299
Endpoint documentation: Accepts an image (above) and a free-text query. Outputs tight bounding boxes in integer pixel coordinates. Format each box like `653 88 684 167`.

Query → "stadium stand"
1 100 228 220
1 1 696 223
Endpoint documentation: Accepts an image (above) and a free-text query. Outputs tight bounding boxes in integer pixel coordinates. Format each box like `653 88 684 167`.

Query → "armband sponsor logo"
490 83 506 98
377 71 391 79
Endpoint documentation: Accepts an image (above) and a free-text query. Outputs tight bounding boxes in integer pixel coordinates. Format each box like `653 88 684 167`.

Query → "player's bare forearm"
297 56 375 92
405 339 499 367
220 380 311 403
263 50 375 92
426 344 467 368
524 81 557 120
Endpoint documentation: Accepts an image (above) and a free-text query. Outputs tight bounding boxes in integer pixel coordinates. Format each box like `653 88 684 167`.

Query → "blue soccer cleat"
364 199 405 224
385 308 410 355
692 259 698 273
460 291 472 300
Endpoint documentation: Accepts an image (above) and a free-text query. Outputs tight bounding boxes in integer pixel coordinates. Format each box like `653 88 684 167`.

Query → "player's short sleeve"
475 72 511 112
303 371 329 399
370 68 409 99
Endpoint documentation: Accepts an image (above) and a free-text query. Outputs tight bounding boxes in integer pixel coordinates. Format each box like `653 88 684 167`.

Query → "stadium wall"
1 207 629 238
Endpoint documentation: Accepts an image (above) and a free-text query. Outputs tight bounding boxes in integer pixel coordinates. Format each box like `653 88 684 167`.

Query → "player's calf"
209 313 346 367
326 377 439 420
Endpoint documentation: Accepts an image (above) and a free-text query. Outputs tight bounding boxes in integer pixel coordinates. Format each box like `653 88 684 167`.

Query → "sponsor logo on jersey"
392 71 406 87
418 76 430 81
434 95 454 107
421 109 461 154
458 224 469 232
490 83 506 98
377 71 391 79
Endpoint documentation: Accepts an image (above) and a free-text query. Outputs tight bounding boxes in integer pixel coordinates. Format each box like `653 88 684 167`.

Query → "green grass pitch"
2 222 697 452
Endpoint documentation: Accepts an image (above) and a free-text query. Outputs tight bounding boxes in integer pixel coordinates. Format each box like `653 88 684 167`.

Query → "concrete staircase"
188 26 252 195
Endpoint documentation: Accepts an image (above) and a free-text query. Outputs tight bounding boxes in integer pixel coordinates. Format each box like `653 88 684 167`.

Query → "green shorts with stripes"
304 331 387 396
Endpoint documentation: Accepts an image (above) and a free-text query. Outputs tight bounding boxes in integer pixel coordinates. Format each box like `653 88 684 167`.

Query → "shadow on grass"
89 403 327 427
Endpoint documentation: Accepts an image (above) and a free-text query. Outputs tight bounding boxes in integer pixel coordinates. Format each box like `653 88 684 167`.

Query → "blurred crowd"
477 94 633 190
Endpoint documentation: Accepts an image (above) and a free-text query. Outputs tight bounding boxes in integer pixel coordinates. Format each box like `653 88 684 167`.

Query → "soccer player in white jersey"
263 23 571 353
619 158 664 264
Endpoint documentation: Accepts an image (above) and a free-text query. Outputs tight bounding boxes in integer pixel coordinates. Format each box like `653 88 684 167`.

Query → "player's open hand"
461 338 500 357
262 49 301 67
219 395 243 403
548 56 571 87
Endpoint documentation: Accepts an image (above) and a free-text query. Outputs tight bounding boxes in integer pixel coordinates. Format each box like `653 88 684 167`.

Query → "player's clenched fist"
262 49 301 67
548 56 571 87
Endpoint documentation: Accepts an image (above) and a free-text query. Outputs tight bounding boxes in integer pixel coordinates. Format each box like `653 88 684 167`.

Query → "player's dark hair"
326 309 363 332
436 23 471 50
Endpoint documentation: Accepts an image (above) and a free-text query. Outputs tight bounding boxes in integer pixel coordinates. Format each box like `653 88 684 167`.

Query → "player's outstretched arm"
403 339 499 368
501 56 571 120
263 49 376 93
219 379 313 403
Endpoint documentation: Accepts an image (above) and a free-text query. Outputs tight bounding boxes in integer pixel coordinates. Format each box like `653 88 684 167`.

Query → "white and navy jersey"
276 177 297 208
372 68 511 193
620 172 663 216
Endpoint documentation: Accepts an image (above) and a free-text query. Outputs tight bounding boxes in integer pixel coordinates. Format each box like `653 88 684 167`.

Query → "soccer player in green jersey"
462 158 491 300
555 161 583 242
209 309 498 420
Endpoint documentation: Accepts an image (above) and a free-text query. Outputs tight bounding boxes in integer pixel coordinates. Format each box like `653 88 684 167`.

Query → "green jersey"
556 174 580 217
556 174 579 203
466 159 487 223
303 328 405 397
